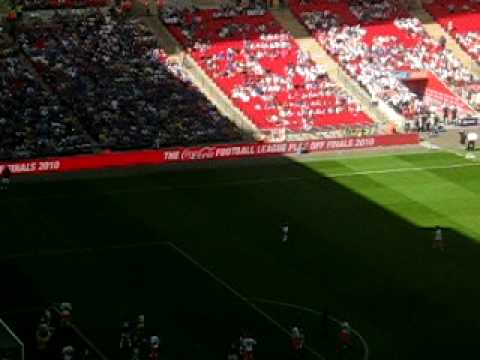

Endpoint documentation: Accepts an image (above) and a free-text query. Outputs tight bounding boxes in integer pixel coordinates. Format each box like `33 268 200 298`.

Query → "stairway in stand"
141 12 263 140
411 6 480 77
271 8 398 128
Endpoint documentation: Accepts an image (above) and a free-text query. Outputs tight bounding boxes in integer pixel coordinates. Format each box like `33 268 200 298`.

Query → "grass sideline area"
2 151 480 360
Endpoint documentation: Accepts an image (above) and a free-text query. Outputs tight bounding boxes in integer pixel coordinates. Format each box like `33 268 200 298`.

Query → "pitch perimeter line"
327 161 479 178
166 242 326 360
251 298 369 360
70 323 109 360
0 317 24 360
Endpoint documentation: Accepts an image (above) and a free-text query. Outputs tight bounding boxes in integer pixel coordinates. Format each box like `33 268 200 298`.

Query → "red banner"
0 134 419 175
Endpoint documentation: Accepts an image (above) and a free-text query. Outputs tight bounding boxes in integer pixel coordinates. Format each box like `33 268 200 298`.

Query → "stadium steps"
141 14 264 141
3 32 52 93
271 8 407 131
19 52 52 92
21 51 101 148
411 6 480 78
5 35 101 150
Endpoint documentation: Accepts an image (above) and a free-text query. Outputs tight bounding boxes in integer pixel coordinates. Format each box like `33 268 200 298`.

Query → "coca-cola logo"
181 146 217 161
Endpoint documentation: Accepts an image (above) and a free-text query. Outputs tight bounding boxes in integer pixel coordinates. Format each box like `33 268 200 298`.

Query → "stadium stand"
1 10 242 160
0 36 94 160
9 0 108 11
424 0 480 70
289 0 480 123
163 4 374 138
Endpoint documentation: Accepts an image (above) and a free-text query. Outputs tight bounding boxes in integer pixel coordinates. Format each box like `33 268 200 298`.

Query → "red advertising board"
0 134 419 175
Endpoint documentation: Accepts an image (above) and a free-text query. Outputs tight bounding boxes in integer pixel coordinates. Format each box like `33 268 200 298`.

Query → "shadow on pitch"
1 153 480 360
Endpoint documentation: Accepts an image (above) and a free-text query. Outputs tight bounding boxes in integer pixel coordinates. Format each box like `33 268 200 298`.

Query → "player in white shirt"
239 336 257 360
290 326 305 353
432 226 445 251
282 222 289 243
62 346 74 360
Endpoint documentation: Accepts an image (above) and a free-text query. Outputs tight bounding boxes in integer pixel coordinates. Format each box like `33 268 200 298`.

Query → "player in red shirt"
1 166 11 190
290 326 305 357
239 335 256 360
336 322 352 354
149 336 160 360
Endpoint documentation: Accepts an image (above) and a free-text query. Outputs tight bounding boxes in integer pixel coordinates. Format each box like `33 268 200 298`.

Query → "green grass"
2 151 480 360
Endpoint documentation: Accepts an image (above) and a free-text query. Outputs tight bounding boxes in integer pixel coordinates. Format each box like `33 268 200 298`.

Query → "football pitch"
2 150 480 360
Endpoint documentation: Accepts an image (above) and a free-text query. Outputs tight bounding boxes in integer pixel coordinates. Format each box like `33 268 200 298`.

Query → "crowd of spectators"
0 36 93 160
350 0 400 22
393 17 479 107
163 0 267 26
6 0 477 163
164 4 373 136
457 32 480 62
20 11 241 150
301 9 425 117
8 0 107 12
1 9 242 160
292 0 480 122
424 0 480 104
